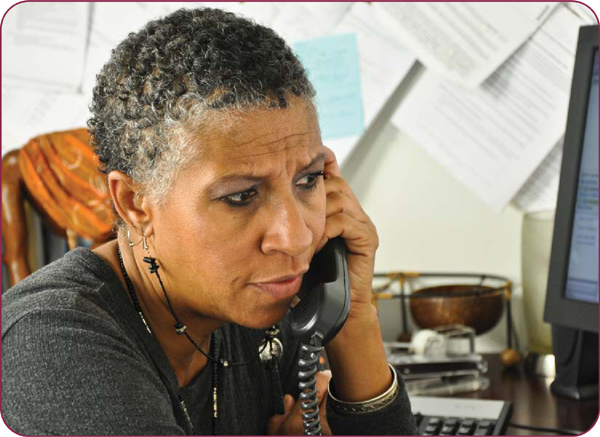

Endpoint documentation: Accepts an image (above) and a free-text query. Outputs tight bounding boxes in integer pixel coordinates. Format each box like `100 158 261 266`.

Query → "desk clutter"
385 325 490 397
384 327 514 435
373 272 522 368
374 273 519 435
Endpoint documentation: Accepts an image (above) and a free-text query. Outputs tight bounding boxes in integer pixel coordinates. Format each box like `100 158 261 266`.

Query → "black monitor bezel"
544 25 599 333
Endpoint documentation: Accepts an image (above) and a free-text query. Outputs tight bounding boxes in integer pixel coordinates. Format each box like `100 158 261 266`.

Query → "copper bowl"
409 284 505 335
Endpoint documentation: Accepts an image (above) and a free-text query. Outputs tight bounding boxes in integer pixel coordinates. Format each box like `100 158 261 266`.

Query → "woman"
2 8 416 435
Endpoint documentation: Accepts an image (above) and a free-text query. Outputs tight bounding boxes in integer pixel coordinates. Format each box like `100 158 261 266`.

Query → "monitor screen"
544 25 598 334
564 50 599 305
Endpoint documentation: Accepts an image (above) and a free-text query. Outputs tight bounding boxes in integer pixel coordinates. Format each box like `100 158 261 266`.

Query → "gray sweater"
2 248 417 435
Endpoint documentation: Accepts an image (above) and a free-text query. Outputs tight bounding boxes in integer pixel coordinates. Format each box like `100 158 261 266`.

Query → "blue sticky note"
293 33 364 140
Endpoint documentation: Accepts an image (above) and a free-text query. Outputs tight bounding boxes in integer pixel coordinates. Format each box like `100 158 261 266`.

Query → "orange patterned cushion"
18 128 116 242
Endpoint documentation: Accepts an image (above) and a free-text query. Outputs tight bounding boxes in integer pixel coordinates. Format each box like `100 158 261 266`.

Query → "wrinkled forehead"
199 100 323 171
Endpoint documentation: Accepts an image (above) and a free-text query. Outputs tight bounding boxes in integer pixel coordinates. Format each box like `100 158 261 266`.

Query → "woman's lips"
252 275 303 300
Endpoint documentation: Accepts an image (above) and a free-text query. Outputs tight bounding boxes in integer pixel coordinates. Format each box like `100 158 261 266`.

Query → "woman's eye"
223 189 257 207
297 171 324 191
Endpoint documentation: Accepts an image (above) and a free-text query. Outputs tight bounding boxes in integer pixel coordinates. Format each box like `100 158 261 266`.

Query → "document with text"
374 2 557 87
270 2 352 43
2 3 90 93
327 2 416 165
392 5 591 211
512 140 563 213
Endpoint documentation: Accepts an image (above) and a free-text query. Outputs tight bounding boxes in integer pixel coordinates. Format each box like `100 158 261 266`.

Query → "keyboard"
410 396 513 436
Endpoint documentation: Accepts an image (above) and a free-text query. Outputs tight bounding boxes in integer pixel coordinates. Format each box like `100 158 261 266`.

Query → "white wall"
342 66 526 353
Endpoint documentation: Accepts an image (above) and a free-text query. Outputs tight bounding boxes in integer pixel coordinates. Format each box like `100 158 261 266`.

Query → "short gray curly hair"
88 7 316 204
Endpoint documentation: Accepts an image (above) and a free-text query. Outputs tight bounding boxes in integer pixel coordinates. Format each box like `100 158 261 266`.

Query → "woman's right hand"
267 370 332 435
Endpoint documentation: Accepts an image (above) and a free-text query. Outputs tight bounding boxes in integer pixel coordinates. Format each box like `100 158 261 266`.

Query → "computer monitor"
543 25 598 400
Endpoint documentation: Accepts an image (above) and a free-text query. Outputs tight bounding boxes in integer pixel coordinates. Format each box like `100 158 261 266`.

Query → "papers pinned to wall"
270 2 352 43
373 2 558 88
2 3 90 93
248 1 417 165
3 0 588 217
391 4 594 211
2 1 416 169
512 141 563 213
326 3 416 165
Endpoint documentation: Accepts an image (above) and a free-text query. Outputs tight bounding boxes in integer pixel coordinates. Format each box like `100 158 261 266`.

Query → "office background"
2 2 597 354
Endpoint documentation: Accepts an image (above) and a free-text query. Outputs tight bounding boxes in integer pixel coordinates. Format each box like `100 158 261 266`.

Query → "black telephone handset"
289 238 350 435
290 237 351 345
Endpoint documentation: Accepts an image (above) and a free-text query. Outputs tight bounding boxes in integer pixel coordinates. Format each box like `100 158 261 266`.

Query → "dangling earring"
140 235 159 274
128 227 154 272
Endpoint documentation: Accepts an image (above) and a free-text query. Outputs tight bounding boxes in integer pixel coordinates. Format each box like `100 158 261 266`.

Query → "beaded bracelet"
327 364 400 414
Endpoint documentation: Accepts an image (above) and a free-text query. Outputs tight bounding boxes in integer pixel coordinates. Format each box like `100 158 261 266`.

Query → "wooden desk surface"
457 354 598 435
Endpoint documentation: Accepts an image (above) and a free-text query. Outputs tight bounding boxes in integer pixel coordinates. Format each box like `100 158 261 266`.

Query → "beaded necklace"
117 248 218 435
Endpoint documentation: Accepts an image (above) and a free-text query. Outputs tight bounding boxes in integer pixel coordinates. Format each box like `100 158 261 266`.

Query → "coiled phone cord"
298 334 324 436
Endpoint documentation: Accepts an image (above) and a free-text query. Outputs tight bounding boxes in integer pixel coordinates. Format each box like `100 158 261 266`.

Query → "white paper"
2 3 90 93
513 2 596 212
203 2 282 26
392 5 591 211
373 2 557 87
512 140 563 213
326 3 416 166
565 2 598 24
270 2 352 43
81 3 174 93
1 89 90 155
333 3 416 128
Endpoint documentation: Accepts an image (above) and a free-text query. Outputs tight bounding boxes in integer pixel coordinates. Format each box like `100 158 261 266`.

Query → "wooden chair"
2 128 117 287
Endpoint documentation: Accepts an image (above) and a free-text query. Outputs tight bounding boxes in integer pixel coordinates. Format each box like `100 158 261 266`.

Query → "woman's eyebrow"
207 175 263 195
299 152 327 172
208 152 327 194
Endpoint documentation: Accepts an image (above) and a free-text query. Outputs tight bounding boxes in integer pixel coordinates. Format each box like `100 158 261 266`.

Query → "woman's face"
149 100 327 329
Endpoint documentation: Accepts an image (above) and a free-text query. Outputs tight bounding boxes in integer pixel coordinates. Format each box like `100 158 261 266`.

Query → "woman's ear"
107 171 154 236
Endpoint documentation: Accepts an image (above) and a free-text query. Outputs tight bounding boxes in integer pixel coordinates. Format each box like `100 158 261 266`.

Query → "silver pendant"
259 337 283 363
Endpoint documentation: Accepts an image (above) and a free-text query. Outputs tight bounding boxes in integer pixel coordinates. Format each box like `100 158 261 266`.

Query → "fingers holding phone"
319 147 379 306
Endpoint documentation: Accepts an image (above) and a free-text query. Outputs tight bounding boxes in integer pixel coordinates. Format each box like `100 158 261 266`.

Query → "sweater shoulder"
2 248 124 338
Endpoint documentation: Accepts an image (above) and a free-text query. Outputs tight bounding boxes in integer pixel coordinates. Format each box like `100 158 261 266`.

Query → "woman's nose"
260 198 313 257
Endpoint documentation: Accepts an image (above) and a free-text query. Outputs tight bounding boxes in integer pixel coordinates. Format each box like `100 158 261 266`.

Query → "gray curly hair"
88 7 316 205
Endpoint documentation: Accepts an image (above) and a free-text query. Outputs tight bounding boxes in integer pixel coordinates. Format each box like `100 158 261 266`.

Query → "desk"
457 354 598 435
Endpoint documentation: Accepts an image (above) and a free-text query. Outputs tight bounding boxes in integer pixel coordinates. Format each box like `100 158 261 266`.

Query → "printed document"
333 3 416 129
374 2 557 87
2 3 90 93
203 2 282 26
392 5 591 211
327 2 416 165
270 2 352 43
2 90 90 154
81 3 179 96
512 141 563 213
